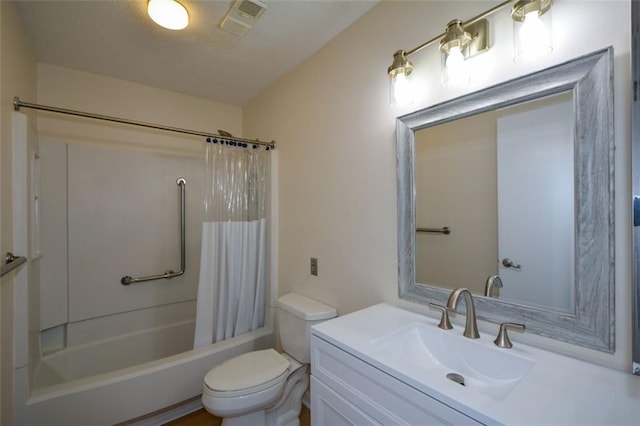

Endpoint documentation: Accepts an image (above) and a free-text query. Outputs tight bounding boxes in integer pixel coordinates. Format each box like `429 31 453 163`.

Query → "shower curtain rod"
12 97 276 149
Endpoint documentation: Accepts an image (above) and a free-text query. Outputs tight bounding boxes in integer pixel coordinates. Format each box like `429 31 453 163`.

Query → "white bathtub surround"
39 140 205 330
194 142 270 347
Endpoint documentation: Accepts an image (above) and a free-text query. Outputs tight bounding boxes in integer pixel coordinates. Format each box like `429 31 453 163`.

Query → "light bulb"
390 72 413 108
444 46 470 87
515 10 552 62
148 0 189 30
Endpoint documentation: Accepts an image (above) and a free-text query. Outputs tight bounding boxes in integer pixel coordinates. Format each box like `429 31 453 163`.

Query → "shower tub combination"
11 102 278 425
16 314 275 425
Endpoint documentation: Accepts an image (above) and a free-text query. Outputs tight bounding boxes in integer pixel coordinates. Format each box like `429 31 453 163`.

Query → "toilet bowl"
201 293 336 426
202 349 298 418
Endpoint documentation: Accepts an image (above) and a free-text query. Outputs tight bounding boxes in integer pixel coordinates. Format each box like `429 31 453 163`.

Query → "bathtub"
14 320 275 425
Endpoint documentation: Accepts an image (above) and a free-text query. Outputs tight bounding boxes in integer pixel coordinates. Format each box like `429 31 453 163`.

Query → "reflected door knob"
501 258 521 269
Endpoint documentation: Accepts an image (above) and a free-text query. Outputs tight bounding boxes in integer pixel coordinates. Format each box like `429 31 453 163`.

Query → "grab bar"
417 227 451 235
1 252 27 278
121 178 186 285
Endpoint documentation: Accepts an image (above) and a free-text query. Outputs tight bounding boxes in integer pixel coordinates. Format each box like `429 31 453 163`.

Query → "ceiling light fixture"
147 0 189 31
387 0 553 107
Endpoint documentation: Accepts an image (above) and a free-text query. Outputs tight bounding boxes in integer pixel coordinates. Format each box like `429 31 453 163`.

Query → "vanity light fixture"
387 0 554 106
388 50 415 108
439 20 473 87
511 0 553 62
147 0 189 30
440 21 471 87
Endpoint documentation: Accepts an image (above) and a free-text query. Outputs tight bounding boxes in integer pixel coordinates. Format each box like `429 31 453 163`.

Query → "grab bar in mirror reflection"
1 252 27 278
416 227 451 235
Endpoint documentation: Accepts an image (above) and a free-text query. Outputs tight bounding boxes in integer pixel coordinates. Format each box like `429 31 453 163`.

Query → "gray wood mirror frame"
397 47 615 352
631 1 639 375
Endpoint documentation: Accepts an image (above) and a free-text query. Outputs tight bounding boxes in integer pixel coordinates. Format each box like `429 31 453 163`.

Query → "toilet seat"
202 349 293 418
204 349 290 397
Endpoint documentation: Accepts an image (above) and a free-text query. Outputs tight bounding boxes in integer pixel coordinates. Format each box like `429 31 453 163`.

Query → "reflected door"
496 96 574 312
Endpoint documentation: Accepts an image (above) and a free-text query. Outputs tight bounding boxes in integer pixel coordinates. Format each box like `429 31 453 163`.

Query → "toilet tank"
277 293 337 363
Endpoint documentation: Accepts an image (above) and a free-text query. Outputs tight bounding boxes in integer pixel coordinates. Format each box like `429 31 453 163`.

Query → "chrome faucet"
484 274 503 298
446 288 480 339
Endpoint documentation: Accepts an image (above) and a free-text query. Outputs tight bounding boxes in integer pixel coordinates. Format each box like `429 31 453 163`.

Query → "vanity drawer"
311 335 481 426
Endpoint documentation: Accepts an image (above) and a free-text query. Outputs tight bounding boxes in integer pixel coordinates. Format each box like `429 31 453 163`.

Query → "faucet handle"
428 303 453 330
494 322 525 348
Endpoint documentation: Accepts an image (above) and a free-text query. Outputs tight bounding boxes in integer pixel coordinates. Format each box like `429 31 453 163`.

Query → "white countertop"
311 303 640 426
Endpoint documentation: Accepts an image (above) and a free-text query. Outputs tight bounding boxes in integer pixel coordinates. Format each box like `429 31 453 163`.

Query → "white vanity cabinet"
310 304 640 426
310 335 481 426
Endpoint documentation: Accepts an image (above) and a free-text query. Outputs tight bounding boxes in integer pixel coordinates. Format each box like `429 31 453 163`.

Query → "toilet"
202 293 337 426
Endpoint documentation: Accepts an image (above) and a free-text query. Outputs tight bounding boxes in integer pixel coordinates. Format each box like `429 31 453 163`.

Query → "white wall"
37 63 242 154
244 0 632 370
0 2 37 423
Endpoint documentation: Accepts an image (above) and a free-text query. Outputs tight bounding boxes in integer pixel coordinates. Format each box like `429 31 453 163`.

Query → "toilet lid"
204 349 290 392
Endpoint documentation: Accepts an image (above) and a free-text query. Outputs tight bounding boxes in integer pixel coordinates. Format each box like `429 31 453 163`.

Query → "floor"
165 405 311 426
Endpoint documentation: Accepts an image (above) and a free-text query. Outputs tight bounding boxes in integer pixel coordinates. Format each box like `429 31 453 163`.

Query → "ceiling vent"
220 15 252 36
234 0 267 20
219 0 267 36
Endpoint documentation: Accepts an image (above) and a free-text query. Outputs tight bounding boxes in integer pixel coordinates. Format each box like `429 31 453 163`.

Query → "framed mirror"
397 48 614 352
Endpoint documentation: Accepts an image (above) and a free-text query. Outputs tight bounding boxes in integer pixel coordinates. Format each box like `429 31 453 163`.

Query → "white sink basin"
369 322 535 400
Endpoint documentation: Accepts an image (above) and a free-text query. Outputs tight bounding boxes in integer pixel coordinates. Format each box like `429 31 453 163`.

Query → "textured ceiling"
16 0 379 106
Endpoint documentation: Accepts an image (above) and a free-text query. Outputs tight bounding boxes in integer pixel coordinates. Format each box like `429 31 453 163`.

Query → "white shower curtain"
194 139 268 348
